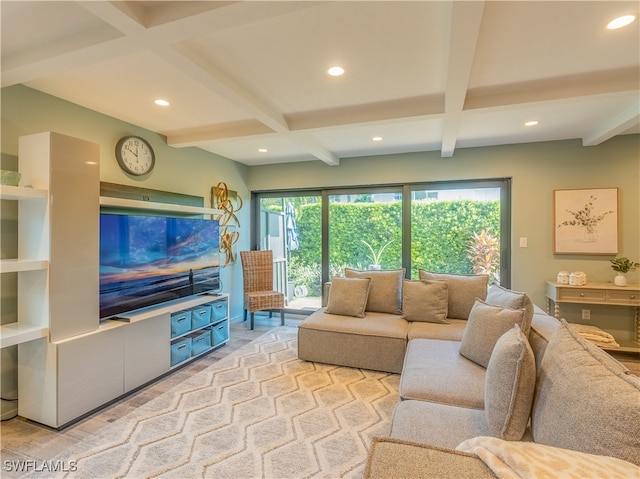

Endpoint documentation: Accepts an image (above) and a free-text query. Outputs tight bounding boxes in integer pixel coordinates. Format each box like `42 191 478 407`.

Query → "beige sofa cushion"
408 319 467 341
401 279 449 323
345 268 404 314
484 324 536 441
390 399 490 449
325 277 371 317
459 299 528 368
485 284 534 334
528 309 560 370
400 338 486 409
418 270 488 319
531 319 640 466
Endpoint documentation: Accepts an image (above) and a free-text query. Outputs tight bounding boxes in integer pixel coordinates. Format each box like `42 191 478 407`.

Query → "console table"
545 281 640 352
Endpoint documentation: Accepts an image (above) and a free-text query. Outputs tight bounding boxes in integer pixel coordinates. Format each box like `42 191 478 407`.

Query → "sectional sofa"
297 268 640 478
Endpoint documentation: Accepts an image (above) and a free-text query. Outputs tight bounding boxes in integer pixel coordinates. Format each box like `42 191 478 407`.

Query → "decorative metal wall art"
212 182 243 266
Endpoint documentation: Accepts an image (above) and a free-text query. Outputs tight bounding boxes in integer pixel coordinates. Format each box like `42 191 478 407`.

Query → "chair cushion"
459 299 528 368
418 270 488 319
325 276 371 318
531 319 640 466
484 324 536 441
345 268 404 314
244 290 284 311
401 279 449 323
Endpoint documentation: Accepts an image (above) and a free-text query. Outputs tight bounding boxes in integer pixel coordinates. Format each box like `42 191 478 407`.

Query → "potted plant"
362 239 393 270
610 257 639 287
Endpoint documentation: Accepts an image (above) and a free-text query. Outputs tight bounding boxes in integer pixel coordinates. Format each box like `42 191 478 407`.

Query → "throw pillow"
418 270 489 320
345 268 405 314
325 277 371 318
485 284 534 335
459 299 528 368
484 324 536 440
531 319 640 465
401 280 449 323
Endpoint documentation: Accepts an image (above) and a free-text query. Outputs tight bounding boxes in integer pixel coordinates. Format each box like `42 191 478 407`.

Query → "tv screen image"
99 213 221 318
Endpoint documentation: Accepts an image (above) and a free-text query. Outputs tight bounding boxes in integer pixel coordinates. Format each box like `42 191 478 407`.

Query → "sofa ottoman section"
298 310 409 373
365 437 497 479
400 338 486 409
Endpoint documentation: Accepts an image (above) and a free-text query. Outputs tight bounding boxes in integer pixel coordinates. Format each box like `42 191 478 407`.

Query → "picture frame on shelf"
554 187 618 255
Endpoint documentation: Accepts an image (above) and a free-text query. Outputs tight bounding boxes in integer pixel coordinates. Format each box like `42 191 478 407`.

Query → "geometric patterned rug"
27 327 400 479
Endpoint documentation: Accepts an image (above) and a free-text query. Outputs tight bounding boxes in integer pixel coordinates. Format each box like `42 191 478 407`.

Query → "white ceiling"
2 1 639 166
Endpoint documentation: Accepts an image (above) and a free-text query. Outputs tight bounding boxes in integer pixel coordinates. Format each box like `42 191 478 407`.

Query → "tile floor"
0 315 299 478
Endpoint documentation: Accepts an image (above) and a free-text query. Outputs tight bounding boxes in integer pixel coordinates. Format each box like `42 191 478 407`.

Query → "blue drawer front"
171 312 191 338
170 338 192 366
212 321 229 346
191 305 212 329
191 329 213 356
211 301 228 321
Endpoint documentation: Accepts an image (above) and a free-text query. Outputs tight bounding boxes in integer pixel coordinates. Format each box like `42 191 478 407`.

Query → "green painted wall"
1 85 251 322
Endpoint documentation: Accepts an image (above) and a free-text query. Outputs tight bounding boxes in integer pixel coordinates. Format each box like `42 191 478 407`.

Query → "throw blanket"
456 436 640 479
567 323 620 348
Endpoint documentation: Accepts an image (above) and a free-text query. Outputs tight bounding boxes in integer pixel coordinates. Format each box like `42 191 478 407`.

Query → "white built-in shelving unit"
3 132 228 428
0 179 50 349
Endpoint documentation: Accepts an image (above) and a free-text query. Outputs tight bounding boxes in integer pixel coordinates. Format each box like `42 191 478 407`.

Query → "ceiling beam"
162 43 290 134
288 135 340 166
582 102 640 146
440 1 485 158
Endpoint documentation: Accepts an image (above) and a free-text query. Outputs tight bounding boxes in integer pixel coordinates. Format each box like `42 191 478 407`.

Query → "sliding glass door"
257 194 323 312
409 181 508 285
328 188 402 273
253 178 510 313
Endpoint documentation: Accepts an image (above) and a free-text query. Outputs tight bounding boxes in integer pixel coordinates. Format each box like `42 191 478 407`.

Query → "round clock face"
115 136 155 176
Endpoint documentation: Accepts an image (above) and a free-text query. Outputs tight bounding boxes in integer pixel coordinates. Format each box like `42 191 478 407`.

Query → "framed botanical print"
554 188 618 255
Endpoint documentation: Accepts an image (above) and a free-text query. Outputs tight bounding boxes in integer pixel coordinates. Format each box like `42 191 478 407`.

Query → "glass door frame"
251 177 511 313
405 178 511 287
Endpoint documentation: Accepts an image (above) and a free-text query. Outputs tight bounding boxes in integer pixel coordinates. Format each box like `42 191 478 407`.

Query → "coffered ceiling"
2 1 639 166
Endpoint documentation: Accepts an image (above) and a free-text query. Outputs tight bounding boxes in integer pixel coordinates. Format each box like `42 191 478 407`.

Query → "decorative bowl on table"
0 170 21 186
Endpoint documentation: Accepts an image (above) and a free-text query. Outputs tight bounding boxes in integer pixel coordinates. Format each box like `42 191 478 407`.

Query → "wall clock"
115 135 155 176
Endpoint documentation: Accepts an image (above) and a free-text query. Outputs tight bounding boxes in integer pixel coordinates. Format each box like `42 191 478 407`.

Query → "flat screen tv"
99 213 221 319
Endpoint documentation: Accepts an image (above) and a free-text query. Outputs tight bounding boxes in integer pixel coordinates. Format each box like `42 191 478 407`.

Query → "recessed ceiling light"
154 99 170 106
258 148 268 153
327 66 345 76
524 120 539 127
607 14 636 29
372 136 383 142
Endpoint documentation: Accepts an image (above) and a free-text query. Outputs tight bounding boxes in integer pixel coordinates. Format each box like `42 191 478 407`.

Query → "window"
409 182 507 284
252 178 510 313
328 187 402 273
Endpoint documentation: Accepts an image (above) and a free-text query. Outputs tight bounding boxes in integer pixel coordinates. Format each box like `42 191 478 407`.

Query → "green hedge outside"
287 200 500 294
